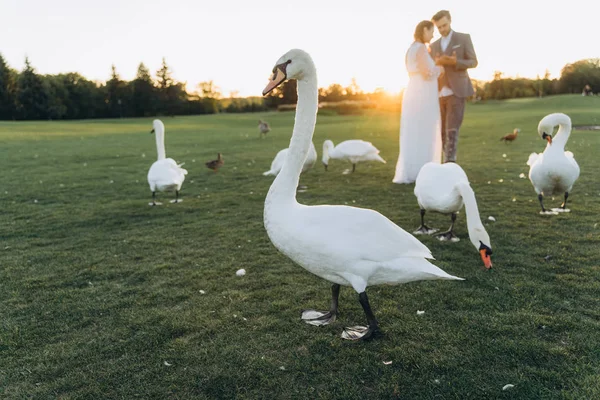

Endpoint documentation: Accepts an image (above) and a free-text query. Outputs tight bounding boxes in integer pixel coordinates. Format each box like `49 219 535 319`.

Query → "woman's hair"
414 20 433 43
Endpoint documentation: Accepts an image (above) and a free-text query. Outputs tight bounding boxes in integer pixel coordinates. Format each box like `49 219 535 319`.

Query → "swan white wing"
302 143 317 172
414 163 467 212
148 159 187 190
335 140 380 158
527 152 541 166
264 148 288 176
292 205 433 262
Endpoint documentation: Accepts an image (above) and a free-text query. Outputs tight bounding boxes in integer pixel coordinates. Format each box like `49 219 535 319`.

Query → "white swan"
147 119 188 205
413 162 493 269
262 49 463 341
322 139 386 172
263 141 317 176
527 113 580 214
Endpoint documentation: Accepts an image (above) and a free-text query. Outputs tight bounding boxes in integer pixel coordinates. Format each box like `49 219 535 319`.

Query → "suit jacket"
430 31 478 98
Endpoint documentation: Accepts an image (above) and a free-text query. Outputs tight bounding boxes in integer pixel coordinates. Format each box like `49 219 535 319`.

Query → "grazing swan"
263 141 317 176
322 139 386 172
262 49 463 341
527 113 580 214
258 120 271 138
413 162 493 269
147 119 187 205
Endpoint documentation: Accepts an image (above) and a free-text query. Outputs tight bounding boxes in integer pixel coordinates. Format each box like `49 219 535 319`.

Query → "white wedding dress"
393 42 443 184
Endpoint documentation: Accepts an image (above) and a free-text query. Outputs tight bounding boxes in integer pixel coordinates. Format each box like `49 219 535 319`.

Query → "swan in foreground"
413 162 493 269
527 113 580 214
262 49 463 341
322 139 386 172
263 141 317 176
147 120 187 205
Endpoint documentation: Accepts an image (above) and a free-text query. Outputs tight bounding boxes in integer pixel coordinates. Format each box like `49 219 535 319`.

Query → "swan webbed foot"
434 230 460 242
341 325 380 341
301 310 337 326
340 291 380 340
413 225 438 235
539 210 559 215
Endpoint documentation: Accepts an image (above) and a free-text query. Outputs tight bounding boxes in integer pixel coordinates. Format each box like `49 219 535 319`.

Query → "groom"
430 10 478 163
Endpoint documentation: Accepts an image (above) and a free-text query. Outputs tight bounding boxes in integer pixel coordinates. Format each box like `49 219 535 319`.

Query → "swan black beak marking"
542 132 552 144
150 129 155 134
262 60 292 96
479 242 493 270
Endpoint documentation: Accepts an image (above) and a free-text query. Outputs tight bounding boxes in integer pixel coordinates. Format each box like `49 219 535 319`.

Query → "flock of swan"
147 48 580 341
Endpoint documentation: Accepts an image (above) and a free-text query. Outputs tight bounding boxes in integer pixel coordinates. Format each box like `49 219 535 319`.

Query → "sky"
2 0 598 97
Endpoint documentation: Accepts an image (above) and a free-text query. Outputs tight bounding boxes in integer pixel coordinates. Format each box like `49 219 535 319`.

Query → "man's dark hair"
432 10 451 22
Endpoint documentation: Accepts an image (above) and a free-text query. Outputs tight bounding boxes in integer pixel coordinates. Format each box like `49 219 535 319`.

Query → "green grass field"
1 94 599 399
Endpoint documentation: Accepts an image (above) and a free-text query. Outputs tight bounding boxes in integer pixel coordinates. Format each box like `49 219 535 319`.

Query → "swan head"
262 49 316 96
322 140 334 170
478 241 492 270
537 113 571 145
151 119 164 134
469 227 492 269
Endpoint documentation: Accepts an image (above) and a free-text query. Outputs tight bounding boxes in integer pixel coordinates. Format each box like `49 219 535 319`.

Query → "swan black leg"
561 192 569 209
342 291 380 340
538 193 546 212
434 212 459 242
413 209 438 235
301 284 340 326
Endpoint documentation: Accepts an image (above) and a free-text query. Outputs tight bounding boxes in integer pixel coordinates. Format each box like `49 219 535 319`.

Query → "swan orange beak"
262 67 287 96
546 135 552 144
480 250 492 270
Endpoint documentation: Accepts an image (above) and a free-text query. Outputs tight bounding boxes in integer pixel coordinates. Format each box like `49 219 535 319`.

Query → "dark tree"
17 57 49 120
130 62 157 117
0 53 17 119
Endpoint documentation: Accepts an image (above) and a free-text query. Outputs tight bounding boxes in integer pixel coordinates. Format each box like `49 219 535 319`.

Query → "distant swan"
322 140 386 172
527 113 580 214
147 119 187 205
263 141 317 176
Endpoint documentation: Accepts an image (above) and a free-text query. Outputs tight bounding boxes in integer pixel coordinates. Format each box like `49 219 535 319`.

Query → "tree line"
1 54 598 121
0 55 268 121
473 58 600 100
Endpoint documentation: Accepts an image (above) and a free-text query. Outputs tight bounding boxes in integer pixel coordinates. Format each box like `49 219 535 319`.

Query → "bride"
393 20 443 184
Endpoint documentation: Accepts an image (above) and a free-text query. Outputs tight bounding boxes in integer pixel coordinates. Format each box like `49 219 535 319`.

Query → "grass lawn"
1 94 599 399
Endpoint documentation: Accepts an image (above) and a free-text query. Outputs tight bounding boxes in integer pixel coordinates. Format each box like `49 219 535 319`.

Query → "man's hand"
436 52 457 66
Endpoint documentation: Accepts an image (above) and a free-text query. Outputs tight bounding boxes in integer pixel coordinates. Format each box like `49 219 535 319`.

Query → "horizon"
2 0 598 97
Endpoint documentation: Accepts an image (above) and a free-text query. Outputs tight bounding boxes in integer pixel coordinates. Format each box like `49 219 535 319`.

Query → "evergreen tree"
131 62 156 117
0 53 17 120
17 57 49 120
105 65 128 117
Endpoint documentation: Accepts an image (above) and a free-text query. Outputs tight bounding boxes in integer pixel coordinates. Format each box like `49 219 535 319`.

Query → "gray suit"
430 31 478 162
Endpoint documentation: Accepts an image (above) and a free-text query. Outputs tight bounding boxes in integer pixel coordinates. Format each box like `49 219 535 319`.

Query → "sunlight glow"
1 0 597 97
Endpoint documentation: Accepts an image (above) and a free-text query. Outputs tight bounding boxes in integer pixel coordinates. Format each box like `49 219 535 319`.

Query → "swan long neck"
268 76 318 204
552 116 572 149
456 181 485 249
155 127 166 160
